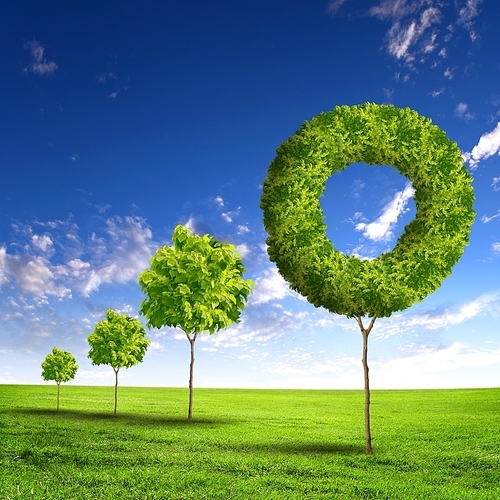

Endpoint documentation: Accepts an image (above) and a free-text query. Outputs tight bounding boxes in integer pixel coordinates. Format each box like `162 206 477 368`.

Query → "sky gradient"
1 0 499 391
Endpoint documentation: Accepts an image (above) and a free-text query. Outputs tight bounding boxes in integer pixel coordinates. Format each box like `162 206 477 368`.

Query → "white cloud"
463 122 500 169
81 216 153 295
183 215 212 235
355 182 414 242
214 195 224 207
368 0 419 20
370 292 500 341
327 0 348 14
458 0 483 41
237 224 250 234
23 40 58 76
250 265 293 305
31 234 53 253
398 293 498 332
221 212 233 223
444 67 453 79
1 247 71 299
481 211 500 223
493 243 500 254
369 2 442 65
454 102 476 121
429 88 445 98
0 247 9 286
149 341 164 352
493 178 500 191
335 1 482 71
206 307 303 349
235 243 251 259
0 215 154 300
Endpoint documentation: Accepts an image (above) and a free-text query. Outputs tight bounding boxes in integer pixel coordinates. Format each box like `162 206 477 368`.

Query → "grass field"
0 385 499 499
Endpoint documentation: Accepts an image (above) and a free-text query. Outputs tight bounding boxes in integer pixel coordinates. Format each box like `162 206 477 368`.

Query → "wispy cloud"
454 102 476 121
481 210 500 224
463 122 500 169
457 0 483 41
330 1 483 70
375 292 500 339
205 311 289 349
405 293 498 330
429 88 445 98
368 1 443 65
327 0 348 14
80 216 154 295
355 182 414 242
23 40 58 77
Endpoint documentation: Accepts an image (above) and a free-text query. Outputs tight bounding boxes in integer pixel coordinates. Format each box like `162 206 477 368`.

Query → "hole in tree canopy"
320 163 416 259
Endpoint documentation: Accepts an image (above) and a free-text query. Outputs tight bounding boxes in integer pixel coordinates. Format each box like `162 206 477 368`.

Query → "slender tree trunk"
186 332 198 420
356 315 377 455
56 382 60 411
113 368 119 416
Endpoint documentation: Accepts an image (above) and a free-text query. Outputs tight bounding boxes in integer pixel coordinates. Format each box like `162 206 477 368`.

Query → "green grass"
0 385 499 499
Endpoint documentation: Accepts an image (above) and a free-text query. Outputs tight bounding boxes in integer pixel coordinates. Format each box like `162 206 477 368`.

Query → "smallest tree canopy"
41 347 78 410
88 309 150 414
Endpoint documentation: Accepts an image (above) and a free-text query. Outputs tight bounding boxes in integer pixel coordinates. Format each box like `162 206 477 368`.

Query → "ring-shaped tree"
260 103 475 454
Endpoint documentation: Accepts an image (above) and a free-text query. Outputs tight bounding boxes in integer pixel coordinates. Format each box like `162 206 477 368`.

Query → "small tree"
139 224 254 420
88 309 150 415
41 347 78 410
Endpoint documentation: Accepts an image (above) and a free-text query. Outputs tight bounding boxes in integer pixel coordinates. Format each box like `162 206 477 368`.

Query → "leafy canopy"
88 309 150 369
139 225 254 334
260 103 475 318
41 347 78 384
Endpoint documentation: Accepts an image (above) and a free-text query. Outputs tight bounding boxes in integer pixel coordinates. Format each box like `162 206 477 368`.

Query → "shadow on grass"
0 408 233 427
243 442 366 456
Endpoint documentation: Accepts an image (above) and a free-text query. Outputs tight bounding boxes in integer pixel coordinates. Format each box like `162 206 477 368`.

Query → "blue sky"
1 0 499 390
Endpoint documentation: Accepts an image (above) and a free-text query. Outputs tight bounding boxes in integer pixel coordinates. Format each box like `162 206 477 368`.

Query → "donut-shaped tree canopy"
261 103 475 318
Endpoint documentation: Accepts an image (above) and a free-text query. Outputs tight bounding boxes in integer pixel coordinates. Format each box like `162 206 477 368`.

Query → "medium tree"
41 347 78 410
88 309 150 415
138 224 254 420
261 103 475 453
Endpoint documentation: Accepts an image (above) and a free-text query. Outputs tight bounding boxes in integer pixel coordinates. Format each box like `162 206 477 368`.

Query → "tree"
260 103 475 453
41 347 78 410
88 309 150 415
138 224 254 420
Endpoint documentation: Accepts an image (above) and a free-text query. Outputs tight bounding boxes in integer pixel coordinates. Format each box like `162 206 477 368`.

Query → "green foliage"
41 347 78 384
260 103 475 318
138 225 254 334
87 309 150 370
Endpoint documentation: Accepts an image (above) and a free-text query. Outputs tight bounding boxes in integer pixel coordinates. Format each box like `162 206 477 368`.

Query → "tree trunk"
356 315 377 455
186 332 198 420
56 382 60 411
113 368 119 416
